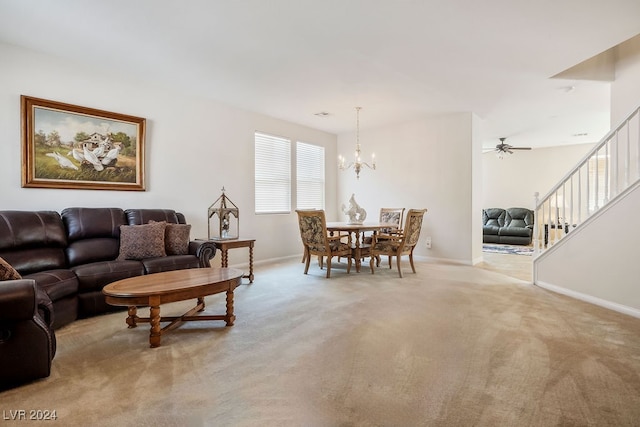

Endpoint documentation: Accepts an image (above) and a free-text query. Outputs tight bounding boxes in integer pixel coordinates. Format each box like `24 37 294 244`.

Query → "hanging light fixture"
338 107 376 179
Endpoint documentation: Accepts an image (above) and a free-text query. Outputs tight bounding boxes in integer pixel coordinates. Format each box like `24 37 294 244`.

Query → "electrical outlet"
425 236 432 249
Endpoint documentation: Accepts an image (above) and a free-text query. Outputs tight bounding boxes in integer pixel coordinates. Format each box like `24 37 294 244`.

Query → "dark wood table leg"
149 298 161 348
221 249 229 268
197 297 205 312
126 306 138 328
248 242 254 283
225 290 236 326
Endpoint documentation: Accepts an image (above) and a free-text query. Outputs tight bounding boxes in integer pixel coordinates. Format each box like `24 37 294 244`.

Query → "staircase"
533 105 640 257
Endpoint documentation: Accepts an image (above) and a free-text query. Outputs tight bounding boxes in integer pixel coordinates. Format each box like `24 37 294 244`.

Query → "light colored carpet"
2 258 640 426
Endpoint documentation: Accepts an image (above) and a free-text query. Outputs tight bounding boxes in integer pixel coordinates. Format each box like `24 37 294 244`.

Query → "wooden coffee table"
103 268 243 348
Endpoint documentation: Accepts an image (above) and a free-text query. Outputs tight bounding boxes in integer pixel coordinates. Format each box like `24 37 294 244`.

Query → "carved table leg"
221 249 229 268
225 290 236 326
354 231 362 272
149 304 161 348
126 306 138 328
248 243 254 283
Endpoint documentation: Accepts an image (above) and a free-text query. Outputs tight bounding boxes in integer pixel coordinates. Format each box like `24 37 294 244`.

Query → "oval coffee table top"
103 267 244 297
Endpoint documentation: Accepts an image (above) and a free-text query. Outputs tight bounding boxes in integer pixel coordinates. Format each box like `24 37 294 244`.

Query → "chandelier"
338 107 376 179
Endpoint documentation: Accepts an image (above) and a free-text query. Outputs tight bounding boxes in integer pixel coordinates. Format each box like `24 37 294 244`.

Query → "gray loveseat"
482 207 534 245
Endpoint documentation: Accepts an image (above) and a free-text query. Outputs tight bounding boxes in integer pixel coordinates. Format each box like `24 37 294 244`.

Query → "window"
296 142 325 209
255 132 291 214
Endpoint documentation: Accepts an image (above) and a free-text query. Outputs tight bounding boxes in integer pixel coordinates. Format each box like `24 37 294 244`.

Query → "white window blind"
296 142 325 209
255 132 291 214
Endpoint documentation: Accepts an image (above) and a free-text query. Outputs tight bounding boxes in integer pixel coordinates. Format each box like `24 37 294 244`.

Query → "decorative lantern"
208 187 239 240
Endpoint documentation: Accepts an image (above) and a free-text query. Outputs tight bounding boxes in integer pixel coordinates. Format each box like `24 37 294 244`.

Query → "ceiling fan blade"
510 147 532 150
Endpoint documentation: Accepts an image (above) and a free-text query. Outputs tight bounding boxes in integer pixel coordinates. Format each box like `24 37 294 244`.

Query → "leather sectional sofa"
482 207 534 245
0 208 216 387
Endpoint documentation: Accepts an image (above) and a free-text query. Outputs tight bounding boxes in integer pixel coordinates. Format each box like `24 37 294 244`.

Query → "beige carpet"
3 258 640 426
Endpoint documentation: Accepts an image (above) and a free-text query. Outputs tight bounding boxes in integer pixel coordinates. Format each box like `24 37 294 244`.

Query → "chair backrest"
379 208 405 232
295 209 328 253
504 207 533 228
482 208 506 227
402 209 427 249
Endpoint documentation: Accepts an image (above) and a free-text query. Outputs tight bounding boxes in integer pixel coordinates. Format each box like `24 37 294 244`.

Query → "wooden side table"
210 238 255 283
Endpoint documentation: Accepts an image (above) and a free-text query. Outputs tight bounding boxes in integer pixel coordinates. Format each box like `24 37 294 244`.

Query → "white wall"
535 184 640 315
336 113 477 264
533 36 640 317
0 42 337 266
482 143 594 209
611 34 640 125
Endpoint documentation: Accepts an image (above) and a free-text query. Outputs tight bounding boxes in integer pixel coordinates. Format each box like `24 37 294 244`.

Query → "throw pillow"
0 256 22 280
149 221 192 255
117 222 167 260
165 223 191 255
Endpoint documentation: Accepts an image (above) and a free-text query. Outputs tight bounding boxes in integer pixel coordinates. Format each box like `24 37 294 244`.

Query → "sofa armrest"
0 279 55 325
0 279 40 321
0 279 56 385
189 240 217 268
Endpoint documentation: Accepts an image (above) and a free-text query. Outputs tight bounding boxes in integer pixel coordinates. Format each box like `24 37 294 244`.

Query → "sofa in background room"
482 207 534 245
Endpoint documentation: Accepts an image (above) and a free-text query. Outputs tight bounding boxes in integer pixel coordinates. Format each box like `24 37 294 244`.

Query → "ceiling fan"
492 137 532 155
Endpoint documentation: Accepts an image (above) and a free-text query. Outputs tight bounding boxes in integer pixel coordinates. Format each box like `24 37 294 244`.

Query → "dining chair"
296 209 352 278
369 208 427 278
364 207 405 266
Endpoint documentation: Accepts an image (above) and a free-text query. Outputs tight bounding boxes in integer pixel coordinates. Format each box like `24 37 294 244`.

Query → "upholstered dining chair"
369 208 427 278
296 210 352 278
364 207 405 266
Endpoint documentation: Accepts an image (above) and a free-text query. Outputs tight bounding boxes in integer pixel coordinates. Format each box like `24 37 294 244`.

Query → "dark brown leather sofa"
0 207 216 387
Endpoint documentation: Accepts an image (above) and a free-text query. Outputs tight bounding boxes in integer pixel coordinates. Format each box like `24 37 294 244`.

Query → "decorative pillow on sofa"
117 222 167 260
149 221 191 255
0 256 22 280
165 223 191 255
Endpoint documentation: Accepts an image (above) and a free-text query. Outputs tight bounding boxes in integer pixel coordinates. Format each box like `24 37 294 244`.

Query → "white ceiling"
1 0 639 149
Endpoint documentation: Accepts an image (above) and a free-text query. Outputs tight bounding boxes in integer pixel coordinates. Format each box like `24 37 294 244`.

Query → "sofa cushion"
0 256 21 280
499 226 532 237
0 211 68 274
66 238 121 267
62 208 127 266
482 225 500 235
0 211 67 251
505 207 534 227
117 222 167 260
141 255 200 274
482 208 506 227
125 209 181 225
72 260 145 292
62 207 126 241
23 269 78 302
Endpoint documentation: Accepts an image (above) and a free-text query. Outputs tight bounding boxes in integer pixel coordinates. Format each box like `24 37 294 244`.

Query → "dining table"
325 221 398 272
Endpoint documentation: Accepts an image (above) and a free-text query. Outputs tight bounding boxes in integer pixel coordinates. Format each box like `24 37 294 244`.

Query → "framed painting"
21 95 146 191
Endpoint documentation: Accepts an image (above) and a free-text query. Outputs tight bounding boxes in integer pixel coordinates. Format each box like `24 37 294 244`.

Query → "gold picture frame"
21 95 146 191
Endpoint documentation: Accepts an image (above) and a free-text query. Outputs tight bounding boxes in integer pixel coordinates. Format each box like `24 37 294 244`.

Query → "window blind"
255 132 291 214
296 142 325 209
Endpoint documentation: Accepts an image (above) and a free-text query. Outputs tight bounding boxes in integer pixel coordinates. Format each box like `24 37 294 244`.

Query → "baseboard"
535 280 640 319
415 255 473 265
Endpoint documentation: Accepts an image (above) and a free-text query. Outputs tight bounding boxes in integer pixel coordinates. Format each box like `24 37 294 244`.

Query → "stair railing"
533 105 640 255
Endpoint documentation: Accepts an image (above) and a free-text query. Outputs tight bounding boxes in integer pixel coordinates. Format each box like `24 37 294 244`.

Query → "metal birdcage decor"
208 187 239 240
